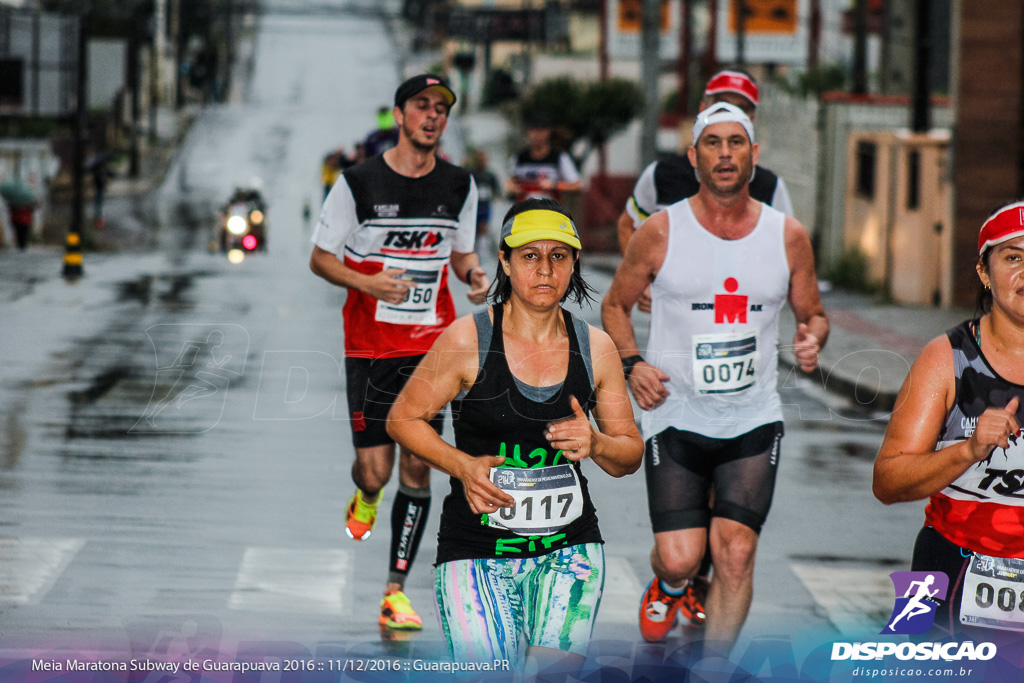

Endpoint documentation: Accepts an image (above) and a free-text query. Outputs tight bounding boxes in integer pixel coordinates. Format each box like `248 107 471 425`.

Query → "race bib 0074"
692 331 759 394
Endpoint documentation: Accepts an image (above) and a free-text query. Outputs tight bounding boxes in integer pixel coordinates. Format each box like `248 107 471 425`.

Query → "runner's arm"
588 329 645 476
308 246 412 304
784 217 829 371
387 318 515 513
601 213 671 410
873 336 968 504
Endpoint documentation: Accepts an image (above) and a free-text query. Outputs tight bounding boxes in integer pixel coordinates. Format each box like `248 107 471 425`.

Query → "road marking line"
600 555 643 622
229 547 351 614
790 562 895 636
0 538 85 605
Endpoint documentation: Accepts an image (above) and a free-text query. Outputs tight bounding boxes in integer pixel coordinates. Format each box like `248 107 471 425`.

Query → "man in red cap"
613 67 795 630
617 68 793 257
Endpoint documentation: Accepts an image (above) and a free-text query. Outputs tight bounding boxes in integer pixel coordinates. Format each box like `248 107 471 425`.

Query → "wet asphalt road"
0 1 927 671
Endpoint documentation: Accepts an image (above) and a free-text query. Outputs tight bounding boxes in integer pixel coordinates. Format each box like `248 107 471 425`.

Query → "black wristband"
621 355 645 379
464 266 485 284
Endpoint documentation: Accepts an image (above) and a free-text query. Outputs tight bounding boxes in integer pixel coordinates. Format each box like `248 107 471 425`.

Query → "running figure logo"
882 571 949 635
133 324 249 434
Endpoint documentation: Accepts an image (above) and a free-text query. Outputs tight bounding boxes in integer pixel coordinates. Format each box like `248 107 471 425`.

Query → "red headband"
979 202 1024 254
704 71 759 107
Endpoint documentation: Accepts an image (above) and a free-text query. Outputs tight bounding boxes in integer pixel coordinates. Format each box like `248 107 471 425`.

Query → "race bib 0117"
486 464 584 536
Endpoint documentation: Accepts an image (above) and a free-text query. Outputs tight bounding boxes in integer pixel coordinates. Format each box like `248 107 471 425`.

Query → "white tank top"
643 199 790 439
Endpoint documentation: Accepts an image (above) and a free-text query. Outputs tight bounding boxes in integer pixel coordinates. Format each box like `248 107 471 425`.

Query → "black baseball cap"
394 74 457 110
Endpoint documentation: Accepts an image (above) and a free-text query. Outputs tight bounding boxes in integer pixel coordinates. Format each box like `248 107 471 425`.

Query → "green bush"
824 247 882 294
515 76 644 168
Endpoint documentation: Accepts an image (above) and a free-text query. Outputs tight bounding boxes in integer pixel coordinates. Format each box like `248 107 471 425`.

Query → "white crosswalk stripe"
790 562 894 636
0 538 84 605
600 555 643 622
228 547 353 614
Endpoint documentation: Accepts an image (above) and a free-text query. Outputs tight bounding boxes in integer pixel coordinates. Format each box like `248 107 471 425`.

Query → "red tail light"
242 234 258 250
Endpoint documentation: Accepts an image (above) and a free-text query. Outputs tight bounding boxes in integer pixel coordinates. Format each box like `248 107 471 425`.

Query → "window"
906 150 921 210
0 59 23 107
856 141 876 198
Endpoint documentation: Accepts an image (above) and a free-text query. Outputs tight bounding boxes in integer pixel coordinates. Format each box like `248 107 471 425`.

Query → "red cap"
704 71 759 107
979 202 1024 254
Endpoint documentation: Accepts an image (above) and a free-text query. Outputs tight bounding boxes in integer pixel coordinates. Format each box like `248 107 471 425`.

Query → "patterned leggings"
434 543 604 662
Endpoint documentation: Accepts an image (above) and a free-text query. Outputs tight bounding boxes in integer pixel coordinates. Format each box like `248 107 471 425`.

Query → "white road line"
600 555 643 622
229 547 352 614
0 537 85 605
790 563 895 637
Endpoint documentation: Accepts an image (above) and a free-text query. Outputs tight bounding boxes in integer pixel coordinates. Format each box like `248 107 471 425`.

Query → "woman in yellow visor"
388 198 643 673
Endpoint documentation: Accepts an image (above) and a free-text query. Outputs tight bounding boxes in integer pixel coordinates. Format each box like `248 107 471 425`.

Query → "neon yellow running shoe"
379 590 423 630
345 489 380 541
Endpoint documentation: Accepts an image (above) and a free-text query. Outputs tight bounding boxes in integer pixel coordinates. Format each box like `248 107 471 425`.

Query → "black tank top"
436 304 602 564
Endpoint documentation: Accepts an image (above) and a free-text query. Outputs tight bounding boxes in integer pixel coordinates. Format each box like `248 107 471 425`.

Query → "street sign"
446 7 567 43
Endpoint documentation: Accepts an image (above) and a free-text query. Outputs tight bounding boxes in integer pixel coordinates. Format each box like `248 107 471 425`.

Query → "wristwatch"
621 355 645 379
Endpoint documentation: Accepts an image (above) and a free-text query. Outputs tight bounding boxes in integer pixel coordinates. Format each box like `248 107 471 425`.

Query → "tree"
516 76 645 170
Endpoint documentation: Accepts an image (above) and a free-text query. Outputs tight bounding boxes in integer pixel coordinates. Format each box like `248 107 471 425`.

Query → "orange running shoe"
345 489 379 541
679 576 708 627
639 578 684 642
379 590 423 630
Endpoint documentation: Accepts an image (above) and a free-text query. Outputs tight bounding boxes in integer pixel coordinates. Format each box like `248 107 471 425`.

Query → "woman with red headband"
874 201 1024 635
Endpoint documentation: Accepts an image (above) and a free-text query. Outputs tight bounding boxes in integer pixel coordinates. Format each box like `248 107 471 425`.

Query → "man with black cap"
506 115 580 203
602 103 828 656
310 74 489 632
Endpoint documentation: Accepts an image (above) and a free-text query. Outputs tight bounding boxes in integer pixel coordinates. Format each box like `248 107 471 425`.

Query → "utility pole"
676 0 693 116
704 0 718 80
735 0 746 66
808 0 821 71
64 5 88 279
852 0 868 94
149 0 165 142
911 0 931 132
640 0 660 168
128 3 142 177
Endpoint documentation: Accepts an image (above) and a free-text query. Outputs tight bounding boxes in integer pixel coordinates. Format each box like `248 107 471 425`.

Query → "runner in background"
506 116 580 202
309 74 489 632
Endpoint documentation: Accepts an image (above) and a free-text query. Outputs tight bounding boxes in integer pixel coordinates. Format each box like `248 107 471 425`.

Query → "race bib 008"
961 553 1024 631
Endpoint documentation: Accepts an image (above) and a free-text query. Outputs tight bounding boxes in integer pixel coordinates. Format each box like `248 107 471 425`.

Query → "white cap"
692 102 755 145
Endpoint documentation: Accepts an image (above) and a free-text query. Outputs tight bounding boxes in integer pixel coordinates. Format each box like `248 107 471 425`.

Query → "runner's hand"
457 454 515 515
466 269 490 305
793 322 821 372
638 285 652 314
967 397 1021 462
364 268 414 304
545 395 593 462
629 362 670 411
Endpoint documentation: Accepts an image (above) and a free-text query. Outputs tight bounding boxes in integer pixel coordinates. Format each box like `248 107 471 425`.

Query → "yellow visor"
501 209 581 250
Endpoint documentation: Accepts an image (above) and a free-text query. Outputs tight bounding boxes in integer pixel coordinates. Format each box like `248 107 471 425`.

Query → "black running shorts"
344 355 444 449
644 422 783 534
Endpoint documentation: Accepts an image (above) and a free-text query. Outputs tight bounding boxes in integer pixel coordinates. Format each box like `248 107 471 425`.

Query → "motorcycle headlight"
249 209 264 225
226 215 248 235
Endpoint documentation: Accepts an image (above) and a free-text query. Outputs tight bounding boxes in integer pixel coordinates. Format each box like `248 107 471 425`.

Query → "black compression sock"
387 484 431 585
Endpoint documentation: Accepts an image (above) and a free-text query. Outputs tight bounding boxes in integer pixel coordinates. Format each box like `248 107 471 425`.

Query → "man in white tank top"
601 103 829 658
